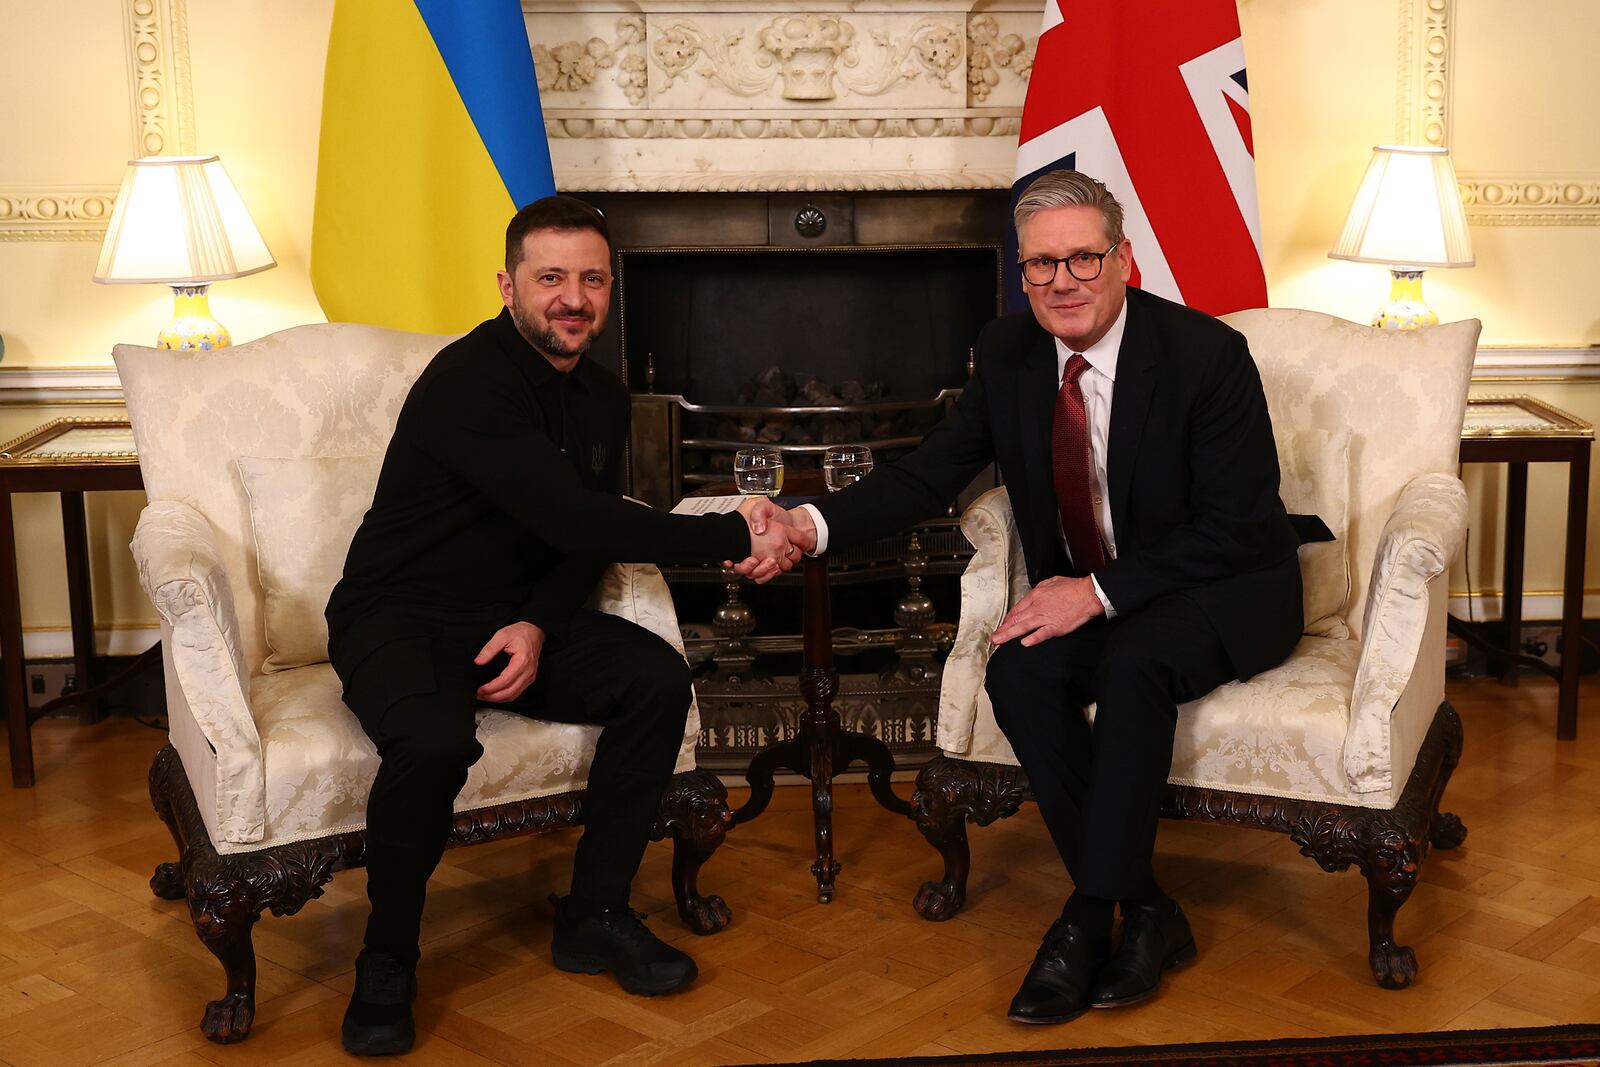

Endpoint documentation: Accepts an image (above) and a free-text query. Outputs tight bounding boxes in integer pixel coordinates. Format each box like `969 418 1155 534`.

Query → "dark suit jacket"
815 286 1303 681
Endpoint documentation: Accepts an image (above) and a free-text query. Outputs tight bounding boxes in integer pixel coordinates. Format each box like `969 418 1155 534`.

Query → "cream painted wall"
0 0 1595 652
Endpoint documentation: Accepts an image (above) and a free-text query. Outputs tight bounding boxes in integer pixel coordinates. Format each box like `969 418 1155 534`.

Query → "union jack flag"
1006 0 1268 316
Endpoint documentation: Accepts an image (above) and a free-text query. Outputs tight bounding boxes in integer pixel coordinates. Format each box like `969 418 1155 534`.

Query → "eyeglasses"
1019 241 1122 285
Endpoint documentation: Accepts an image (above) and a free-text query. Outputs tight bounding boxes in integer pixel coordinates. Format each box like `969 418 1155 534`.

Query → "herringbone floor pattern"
0 675 1597 1065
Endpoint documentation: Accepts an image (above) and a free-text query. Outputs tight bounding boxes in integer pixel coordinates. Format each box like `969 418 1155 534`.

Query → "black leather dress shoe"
1007 919 1111 1024
341 949 418 1055
1091 900 1197 1008
550 895 698 996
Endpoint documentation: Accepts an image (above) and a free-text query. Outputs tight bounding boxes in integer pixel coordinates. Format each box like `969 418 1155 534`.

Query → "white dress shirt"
803 298 1128 618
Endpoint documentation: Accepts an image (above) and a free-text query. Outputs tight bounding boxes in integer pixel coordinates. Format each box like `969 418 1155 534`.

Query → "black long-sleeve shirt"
326 308 746 673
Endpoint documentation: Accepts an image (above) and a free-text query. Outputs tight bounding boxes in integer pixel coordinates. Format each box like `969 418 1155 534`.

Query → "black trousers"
338 609 693 962
983 592 1237 901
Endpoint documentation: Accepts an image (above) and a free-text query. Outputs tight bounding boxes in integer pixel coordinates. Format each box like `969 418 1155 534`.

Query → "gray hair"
1013 170 1125 246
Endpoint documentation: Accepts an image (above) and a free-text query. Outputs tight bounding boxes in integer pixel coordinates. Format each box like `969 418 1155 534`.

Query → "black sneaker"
341 949 418 1056
550 894 698 996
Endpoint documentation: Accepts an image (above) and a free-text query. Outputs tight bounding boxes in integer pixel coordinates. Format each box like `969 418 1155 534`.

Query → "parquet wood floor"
0 675 1596 1065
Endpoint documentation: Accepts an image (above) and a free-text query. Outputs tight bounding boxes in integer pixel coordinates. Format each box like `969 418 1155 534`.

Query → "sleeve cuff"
800 503 829 555
1091 575 1116 619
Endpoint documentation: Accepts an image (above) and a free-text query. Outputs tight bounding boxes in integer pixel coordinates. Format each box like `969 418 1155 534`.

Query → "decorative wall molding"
1397 0 1600 226
1396 0 1452 148
543 113 1019 140
557 168 1015 192
1470 346 1600 382
0 189 121 243
1457 176 1600 226
2 347 1589 396
0 0 193 242
0 367 126 402
125 0 196 157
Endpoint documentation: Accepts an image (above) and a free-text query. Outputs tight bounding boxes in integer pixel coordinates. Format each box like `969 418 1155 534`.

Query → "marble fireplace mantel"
524 0 1039 192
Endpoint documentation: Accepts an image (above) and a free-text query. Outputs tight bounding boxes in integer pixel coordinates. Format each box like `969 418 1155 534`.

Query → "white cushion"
228 661 698 856
1276 428 1351 638
237 454 384 673
1166 636 1359 803
952 636 1371 807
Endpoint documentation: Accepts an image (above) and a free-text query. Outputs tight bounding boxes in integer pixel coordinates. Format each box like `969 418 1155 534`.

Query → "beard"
509 299 601 361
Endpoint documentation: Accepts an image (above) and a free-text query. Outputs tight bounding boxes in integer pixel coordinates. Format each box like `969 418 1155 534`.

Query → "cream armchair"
910 310 1480 990
115 324 732 1044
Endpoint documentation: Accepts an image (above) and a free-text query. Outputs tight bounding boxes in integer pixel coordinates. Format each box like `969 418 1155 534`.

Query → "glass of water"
823 445 873 492
734 447 785 497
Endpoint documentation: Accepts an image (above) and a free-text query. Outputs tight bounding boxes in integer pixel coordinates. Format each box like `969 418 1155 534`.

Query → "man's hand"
727 499 816 581
991 576 1104 647
475 621 546 703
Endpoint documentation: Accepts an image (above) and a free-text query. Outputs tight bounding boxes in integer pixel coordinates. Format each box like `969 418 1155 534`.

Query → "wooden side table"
1454 395 1593 740
0 416 145 786
721 474 913 902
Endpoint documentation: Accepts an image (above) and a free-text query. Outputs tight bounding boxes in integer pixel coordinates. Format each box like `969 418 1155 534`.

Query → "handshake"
726 497 819 582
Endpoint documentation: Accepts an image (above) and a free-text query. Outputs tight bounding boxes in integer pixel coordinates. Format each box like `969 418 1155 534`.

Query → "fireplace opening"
575 190 1010 770
619 243 1001 504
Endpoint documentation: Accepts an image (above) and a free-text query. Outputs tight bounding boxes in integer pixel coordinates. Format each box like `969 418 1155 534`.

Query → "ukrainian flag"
311 0 555 333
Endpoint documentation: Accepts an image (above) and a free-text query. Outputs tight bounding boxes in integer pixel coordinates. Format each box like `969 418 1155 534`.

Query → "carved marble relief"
532 16 648 105
645 13 967 108
966 14 1033 105
522 2 1038 192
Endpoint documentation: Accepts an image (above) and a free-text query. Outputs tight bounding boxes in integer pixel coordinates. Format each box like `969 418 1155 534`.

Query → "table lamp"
93 155 275 350
1328 145 1473 329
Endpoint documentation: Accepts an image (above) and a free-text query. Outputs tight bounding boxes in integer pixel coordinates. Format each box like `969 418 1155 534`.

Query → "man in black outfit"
741 170 1304 1023
327 196 803 1055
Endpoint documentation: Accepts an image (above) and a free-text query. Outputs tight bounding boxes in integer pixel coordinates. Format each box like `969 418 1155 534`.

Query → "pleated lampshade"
94 156 275 284
1329 145 1474 269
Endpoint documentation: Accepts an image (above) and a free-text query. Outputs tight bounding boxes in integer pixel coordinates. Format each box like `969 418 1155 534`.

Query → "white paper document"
670 494 745 515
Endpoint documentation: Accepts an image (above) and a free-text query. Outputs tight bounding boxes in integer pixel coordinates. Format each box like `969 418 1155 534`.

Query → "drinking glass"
823 445 873 492
733 447 785 497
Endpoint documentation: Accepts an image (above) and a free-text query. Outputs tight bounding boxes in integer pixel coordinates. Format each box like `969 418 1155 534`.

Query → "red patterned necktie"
1052 353 1106 577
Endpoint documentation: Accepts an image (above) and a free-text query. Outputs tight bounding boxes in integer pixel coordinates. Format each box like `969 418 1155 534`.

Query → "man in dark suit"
327 196 804 1055
741 169 1302 1023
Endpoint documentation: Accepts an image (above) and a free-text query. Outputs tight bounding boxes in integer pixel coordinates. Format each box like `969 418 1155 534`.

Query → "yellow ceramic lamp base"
159 284 232 350
1372 268 1439 331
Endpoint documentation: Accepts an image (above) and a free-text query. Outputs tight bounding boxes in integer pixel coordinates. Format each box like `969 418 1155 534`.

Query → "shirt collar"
1054 296 1128 383
490 307 589 391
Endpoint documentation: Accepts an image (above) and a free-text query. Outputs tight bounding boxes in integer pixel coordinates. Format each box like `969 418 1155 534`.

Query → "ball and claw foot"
1370 943 1418 989
1430 812 1467 850
149 862 185 900
913 880 964 921
682 893 732 936
201 993 255 1044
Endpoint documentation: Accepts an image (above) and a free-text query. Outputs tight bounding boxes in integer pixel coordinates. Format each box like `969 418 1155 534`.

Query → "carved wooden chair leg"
1430 811 1468 849
655 770 733 935
1360 828 1423 989
146 746 186 900
185 854 265 1043
909 756 1031 920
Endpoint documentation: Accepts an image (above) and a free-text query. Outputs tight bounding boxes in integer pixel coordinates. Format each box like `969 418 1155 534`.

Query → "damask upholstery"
934 311 1480 810
116 324 705 855
1277 428 1352 638
236 453 386 672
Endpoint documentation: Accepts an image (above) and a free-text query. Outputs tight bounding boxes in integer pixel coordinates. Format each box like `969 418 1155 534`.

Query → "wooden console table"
1454 395 1592 740
724 474 913 901
0 416 144 787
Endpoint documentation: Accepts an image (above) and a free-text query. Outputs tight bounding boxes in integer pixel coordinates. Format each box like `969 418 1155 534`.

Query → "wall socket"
26 662 78 711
